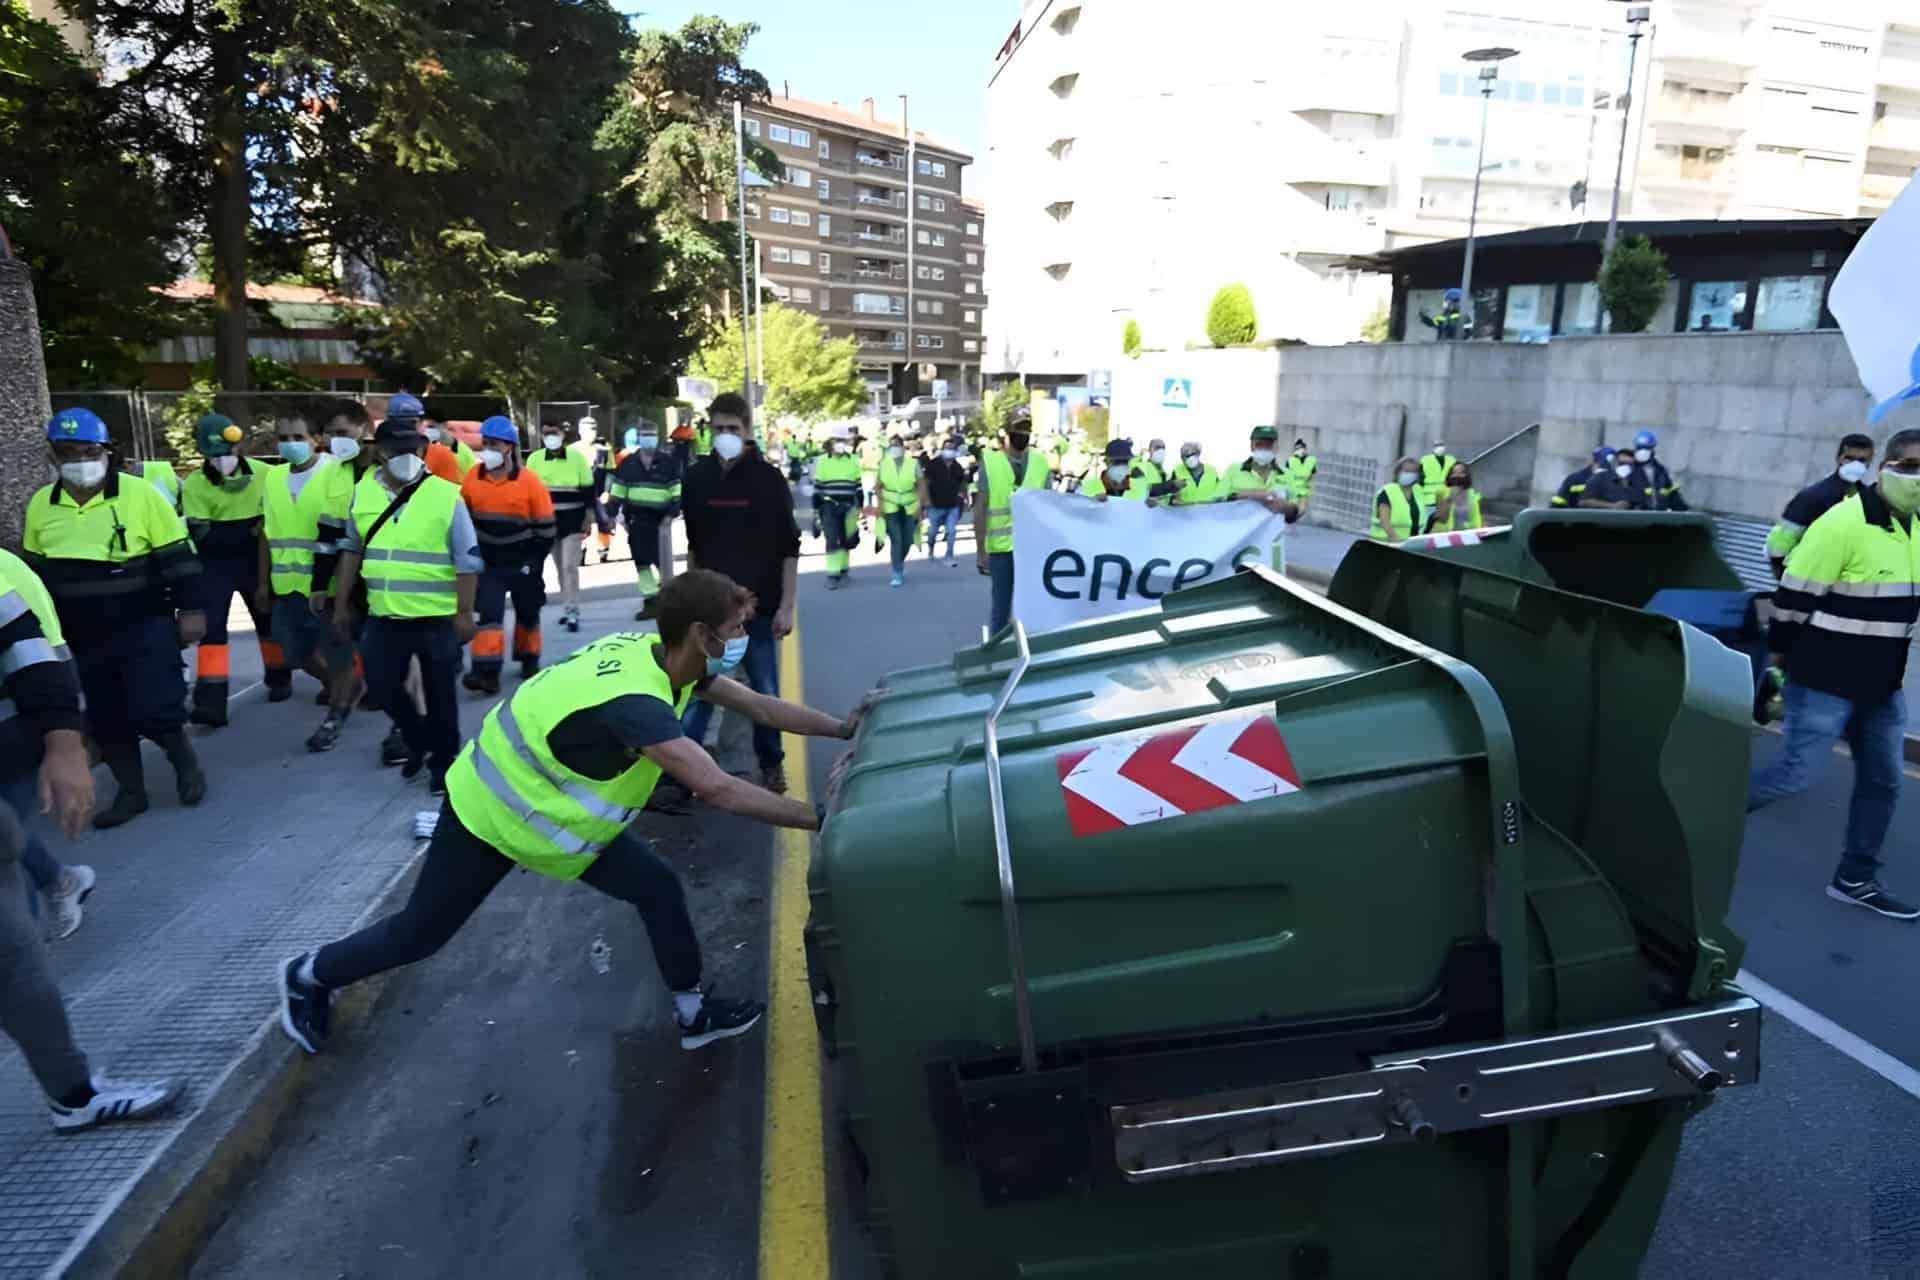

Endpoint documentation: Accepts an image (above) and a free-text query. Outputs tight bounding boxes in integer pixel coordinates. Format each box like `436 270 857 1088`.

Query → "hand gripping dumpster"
809 546 1759 1279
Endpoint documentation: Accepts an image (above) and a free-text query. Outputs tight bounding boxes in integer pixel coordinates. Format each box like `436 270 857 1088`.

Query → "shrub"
1596 235 1672 334
1204 284 1257 348
1121 317 1142 358
1360 302 1390 343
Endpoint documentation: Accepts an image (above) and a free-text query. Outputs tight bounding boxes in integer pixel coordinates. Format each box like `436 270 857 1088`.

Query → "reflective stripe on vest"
445 632 693 879
880 457 920 514
263 465 325 596
352 472 460 617
983 450 1048 553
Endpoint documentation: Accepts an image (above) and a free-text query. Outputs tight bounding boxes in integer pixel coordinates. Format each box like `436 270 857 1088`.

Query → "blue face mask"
278 440 313 466
707 634 749 677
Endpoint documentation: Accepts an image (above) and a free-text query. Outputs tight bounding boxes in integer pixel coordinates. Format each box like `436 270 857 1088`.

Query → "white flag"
1829 166 1920 422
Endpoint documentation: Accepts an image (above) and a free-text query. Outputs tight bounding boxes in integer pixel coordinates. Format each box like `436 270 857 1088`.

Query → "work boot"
463 670 500 696
380 726 408 767
188 701 228 729
157 731 207 806
93 744 149 829
635 596 657 621
519 657 540 680
267 682 293 704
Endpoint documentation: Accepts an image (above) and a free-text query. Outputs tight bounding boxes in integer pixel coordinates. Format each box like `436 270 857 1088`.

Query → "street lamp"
1459 46 1518 339
1603 5 1652 259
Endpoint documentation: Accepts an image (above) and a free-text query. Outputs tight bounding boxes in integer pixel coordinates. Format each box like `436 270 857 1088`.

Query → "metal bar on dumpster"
984 620 1039 1073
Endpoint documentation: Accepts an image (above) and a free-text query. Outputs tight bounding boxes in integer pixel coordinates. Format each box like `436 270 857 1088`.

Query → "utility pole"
752 239 767 405
902 94 915 401
1459 47 1518 337
732 100 753 405
1604 7 1651 260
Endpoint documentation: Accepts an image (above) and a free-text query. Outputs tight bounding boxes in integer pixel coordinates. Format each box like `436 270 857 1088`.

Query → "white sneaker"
48 1074 181 1134
44 864 95 941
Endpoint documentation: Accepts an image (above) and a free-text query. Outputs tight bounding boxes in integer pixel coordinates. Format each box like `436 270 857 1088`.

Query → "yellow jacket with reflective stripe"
1223 460 1287 497
1078 471 1151 499
879 456 921 515
446 631 692 878
1371 483 1423 541
182 460 267 558
22 473 200 635
140 461 181 510
1284 453 1318 499
981 449 1050 552
263 461 329 597
1771 489 1920 701
350 470 462 619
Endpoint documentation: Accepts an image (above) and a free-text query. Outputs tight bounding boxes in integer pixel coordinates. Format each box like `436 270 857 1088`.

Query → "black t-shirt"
681 453 802 617
926 457 970 508
546 679 711 779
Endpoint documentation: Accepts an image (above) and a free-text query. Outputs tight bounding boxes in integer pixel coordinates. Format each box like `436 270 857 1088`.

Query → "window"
1046 200 1073 222
932 232 946 247
963 309 977 324
917 334 932 348
934 197 946 212
819 215 831 236
819 289 831 310
918 193 932 210
966 251 979 265
792 248 812 265
854 292 894 315
963 339 979 353
966 221 980 236
1501 284 1554 343
792 286 812 304
1688 280 1747 331
785 166 811 187
745 118 760 137
818 139 830 160
932 267 945 281
1559 281 1604 336
917 158 933 175
791 127 811 148
1755 275 1826 331
1542 83 1562 106
769 207 791 224
964 281 978 294
930 335 944 348
1514 81 1535 103
819 253 831 272
917 298 930 314
768 123 791 143
933 161 946 178
1439 72 1459 96
770 246 791 263
793 210 811 227
931 300 944 315
918 229 930 244
1048 137 1075 161
746 200 761 219
1050 73 1079 98
917 265 932 279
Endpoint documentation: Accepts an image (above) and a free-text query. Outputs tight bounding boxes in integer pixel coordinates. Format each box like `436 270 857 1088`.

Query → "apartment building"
984 0 1920 383
741 93 985 414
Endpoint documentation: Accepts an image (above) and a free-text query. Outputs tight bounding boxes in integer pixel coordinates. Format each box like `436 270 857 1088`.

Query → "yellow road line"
760 616 830 1278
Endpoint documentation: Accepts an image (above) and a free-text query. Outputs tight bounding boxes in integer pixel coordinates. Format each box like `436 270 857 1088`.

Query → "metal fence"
1311 452 1386 535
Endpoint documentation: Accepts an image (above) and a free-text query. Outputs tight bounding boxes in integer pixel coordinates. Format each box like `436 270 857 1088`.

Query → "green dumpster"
810 557 1757 1279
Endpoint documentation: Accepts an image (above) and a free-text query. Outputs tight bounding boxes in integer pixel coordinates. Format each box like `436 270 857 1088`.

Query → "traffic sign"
932 378 950 399
1161 377 1192 409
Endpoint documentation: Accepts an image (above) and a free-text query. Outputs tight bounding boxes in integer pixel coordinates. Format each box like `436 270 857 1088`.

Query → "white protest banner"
1010 489 1289 635
1829 165 1920 421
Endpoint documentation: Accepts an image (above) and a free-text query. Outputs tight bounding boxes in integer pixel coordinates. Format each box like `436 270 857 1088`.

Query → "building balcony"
1870 115 1920 156
1648 88 1750 139
1636 152 1737 193
1862 169 1913 208
1656 25 1759 74
855 228 908 246
855 151 906 173
1878 51 1920 93
1293 213 1388 257
1286 75 1397 119
1281 143 1392 190
856 333 907 352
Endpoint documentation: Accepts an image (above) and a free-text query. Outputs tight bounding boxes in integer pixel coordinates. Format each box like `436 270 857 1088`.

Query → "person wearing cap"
1080 439 1152 500
924 435 971 565
1549 447 1615 509
418 399 478 484
811 425 864 589
1222 427 1298 515
526 421 596 633
574 415 617 565
459 416 555 695
24 409 208 827
331 417 482 796
1625 430 1688 511
182 413 291 724
976 404 1052 634
1415 439 1460 513
1169 442 1223 505
610 420 685 619
1284 438 1318 511
1372 457 1426 542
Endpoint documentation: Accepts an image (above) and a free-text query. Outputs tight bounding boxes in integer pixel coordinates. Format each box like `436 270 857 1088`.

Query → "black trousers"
361 615 461 769
312 800 702 993
72 615 187 745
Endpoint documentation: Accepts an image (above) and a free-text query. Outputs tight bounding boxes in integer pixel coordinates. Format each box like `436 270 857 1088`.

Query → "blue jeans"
989 551 1015 637
1 773 57 920
681 616 783 769
926 507 961 559
1748 683 1906 882
884 511 916 574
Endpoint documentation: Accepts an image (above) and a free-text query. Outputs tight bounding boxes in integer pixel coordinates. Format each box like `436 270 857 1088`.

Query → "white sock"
297 954 320 988
672 989 704 1026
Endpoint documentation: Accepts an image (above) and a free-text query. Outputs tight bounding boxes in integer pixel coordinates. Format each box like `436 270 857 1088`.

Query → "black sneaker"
306 717 342 753
429 767 448 797
401 747 426 781
677 995 765 1050
380 727 408 767
278 955 332 1054
519 657 539 680
315 688 331 707
267 683 293 703
1826 877 1920 920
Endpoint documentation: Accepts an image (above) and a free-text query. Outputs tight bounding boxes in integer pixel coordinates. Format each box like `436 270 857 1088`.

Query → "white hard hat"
829 424 853 440
578 414 598 431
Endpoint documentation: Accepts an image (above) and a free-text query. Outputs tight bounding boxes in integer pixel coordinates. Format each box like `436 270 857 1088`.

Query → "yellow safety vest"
1223 460 1288 497
1371 484 1423 541
1416 453 1459 508
1426 488 1483 534
447 631 693 879
350 470 462 618
263 461 328 597
1170 463 1223 505
141 461 182 510
1285 453 1318 499
879 456 921 515
1079 470 1151 500
982 449 1050 553
182 460 267 558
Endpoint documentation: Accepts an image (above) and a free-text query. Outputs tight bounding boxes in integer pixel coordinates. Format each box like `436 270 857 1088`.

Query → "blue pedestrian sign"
1161 377 1192 409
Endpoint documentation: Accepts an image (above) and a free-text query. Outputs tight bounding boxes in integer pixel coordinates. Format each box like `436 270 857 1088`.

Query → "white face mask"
542 433 563 450
1881 467 1920 514
211 455 240 476
59 459 108 489
1251 448 1275 467
1838 459 1871 484
1106 463 1130 483
1397 469 1419 486
940 449 957 461
422 426 441 443
1614 464 1634 479
713 431 745 461
481 448 506 471
888 446 905 460
387 453 425 483
577 427 596 444
636 435 658 451
329 436 362 461
1182 453 1200 468
1634 447 1653 463
829 441 849 456
1149 448 1166 466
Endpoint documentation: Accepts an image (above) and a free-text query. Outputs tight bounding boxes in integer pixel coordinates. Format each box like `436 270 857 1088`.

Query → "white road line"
1737 968 1920 1103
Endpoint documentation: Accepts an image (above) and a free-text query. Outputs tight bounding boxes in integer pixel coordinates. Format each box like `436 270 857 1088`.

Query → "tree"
982 379 1029 435
1360 302 1390 344
0 5 183 386
1121 317 1142 358
1205 284 1257 347
690 304 862 421
1597 235 1672 334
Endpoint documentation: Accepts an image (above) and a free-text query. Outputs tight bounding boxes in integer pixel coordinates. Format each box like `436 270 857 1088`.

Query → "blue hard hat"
46 408 109 444
386 392 425 420
1592 445 1615 464
479 415 517 444
1633 429 1657 449
1444 287 1463 302
624 427 641 449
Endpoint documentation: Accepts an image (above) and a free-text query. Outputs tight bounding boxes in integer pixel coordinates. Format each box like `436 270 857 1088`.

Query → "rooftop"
1347 217 1874 272
758 91 973 163
158 279 369 307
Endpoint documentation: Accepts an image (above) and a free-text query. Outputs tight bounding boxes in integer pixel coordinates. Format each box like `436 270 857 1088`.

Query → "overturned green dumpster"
811 544 1757 1279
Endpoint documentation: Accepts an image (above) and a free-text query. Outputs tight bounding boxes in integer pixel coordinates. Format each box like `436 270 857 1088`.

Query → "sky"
618 1 1019 190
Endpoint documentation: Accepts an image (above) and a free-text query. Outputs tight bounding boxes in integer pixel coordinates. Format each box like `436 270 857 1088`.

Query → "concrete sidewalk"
0 556 659 1278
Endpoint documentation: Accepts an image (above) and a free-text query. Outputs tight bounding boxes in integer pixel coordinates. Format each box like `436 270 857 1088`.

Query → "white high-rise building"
984 0 1920 381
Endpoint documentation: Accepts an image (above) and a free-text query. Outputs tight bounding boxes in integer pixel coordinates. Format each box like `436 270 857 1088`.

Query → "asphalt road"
189 525 1920 1278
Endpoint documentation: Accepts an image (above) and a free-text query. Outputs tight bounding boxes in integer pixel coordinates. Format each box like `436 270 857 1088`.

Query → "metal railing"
982 620 1039 1073
1466 421 1540 469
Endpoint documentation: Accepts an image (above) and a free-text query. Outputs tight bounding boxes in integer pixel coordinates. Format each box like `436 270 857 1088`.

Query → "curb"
59 839 428 1280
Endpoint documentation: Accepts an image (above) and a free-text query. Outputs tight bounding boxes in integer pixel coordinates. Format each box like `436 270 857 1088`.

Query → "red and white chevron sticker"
1054 714 1302 836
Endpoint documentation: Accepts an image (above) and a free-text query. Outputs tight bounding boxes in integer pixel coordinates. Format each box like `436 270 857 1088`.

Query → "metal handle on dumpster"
984 620 1039 1073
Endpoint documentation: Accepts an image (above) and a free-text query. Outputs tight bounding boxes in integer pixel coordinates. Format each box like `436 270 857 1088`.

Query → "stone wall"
0 259 52 551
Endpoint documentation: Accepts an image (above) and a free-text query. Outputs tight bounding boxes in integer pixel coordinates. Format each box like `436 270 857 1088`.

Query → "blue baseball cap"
46 408 109 444
1633 429 1657 449
479 415 517 444
386 392 425 420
